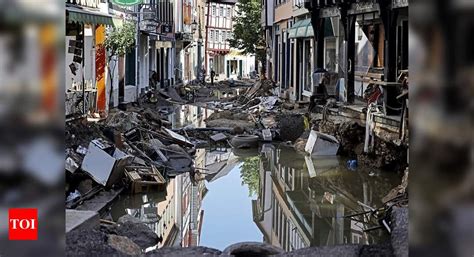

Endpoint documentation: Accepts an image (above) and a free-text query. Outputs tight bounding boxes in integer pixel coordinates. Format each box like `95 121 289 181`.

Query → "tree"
240 156 260 197
104 21 136 107
227 0 266 75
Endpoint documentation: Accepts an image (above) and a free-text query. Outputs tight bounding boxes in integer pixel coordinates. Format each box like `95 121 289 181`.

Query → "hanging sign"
112 0 142 6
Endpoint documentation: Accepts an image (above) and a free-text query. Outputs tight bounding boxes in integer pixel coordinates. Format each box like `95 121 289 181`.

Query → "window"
210 30 214 41
212 6 216 15
220 6 224 16
222 31 226 41
227 7 231 17
216 30 220 42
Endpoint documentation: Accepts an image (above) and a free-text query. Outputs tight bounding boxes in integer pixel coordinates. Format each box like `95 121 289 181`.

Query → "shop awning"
66 6 114 26
288 18 334 39
288 19 314 39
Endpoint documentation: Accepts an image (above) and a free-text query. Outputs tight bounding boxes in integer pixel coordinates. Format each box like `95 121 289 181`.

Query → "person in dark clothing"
210 69 216 86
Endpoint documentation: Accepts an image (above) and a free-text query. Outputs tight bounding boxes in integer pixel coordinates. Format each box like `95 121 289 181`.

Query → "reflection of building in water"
170 104 215 129
155 180 178 247
253 145 392 251
112 180 179 248
175 148 208 247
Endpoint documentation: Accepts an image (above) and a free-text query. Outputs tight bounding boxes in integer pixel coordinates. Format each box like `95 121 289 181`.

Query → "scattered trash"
76 145 88 155
66 190 81 203
163 128 194 147
210 133 227 142
257 96 279 111
347 159 358 170
66 156 80 173
262 129 272 142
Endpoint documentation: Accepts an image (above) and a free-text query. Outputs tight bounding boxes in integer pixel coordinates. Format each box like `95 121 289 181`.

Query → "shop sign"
348 0 379 14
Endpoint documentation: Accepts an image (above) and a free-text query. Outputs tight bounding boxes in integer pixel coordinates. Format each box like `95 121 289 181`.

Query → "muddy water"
109 105 400 251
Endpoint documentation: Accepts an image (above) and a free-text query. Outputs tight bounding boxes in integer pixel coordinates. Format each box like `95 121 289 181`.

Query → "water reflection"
110 104 399 251
253 144 398 251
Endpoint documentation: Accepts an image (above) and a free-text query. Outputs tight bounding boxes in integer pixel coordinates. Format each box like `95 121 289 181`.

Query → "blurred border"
0 0 64 256
410 0 474 256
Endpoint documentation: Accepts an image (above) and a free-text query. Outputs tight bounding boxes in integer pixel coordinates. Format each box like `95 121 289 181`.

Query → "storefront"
288 18 314 101
65 3 115 117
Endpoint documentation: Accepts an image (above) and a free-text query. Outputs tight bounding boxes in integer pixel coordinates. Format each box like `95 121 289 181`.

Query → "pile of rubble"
182 79 311 148
65 106 197 209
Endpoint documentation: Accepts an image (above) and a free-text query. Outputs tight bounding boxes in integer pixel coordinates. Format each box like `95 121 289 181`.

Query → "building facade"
253 145 395 251
262 0 408 109
205 0 256 81
65 0 180 117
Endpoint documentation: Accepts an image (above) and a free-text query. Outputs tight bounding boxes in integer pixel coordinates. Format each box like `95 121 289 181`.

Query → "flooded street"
109 105 399 251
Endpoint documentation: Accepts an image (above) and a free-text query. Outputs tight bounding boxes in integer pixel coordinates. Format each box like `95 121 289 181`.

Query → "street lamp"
191 20 198 33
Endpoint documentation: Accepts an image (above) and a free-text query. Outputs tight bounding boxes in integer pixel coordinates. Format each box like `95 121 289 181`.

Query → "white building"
205 0 255 80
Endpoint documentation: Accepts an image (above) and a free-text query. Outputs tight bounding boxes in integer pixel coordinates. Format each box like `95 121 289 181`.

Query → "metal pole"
136 4 141 100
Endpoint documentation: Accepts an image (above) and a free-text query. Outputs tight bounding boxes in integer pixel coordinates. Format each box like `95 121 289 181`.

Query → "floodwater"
110 105 400 251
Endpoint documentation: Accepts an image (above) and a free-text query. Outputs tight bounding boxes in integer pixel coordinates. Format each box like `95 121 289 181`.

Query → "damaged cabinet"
81 139 131 187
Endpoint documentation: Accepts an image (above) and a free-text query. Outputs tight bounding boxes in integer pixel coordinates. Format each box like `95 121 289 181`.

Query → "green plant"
240 156 260 197
227 0 266 74
104 21 136 106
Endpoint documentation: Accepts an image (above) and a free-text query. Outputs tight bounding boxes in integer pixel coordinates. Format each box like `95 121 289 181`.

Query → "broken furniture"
124 166 166 194
305 130 340 156
209 133 228 152
81 139 131 187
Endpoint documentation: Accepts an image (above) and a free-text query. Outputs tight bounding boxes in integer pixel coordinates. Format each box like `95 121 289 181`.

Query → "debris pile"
66 104 198 212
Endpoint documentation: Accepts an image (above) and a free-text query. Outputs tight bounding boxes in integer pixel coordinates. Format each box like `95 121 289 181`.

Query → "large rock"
66 228 124 256
108 234 142 256
116 215 160 248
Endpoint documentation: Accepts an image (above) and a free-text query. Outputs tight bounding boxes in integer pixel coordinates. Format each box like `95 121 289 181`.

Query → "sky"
199 165 262 250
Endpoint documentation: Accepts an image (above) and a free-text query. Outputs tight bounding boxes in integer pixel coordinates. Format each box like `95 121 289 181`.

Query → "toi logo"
8 208 38 240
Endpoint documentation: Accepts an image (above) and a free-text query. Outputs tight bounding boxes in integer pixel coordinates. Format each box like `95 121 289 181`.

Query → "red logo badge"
8 208 38 240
